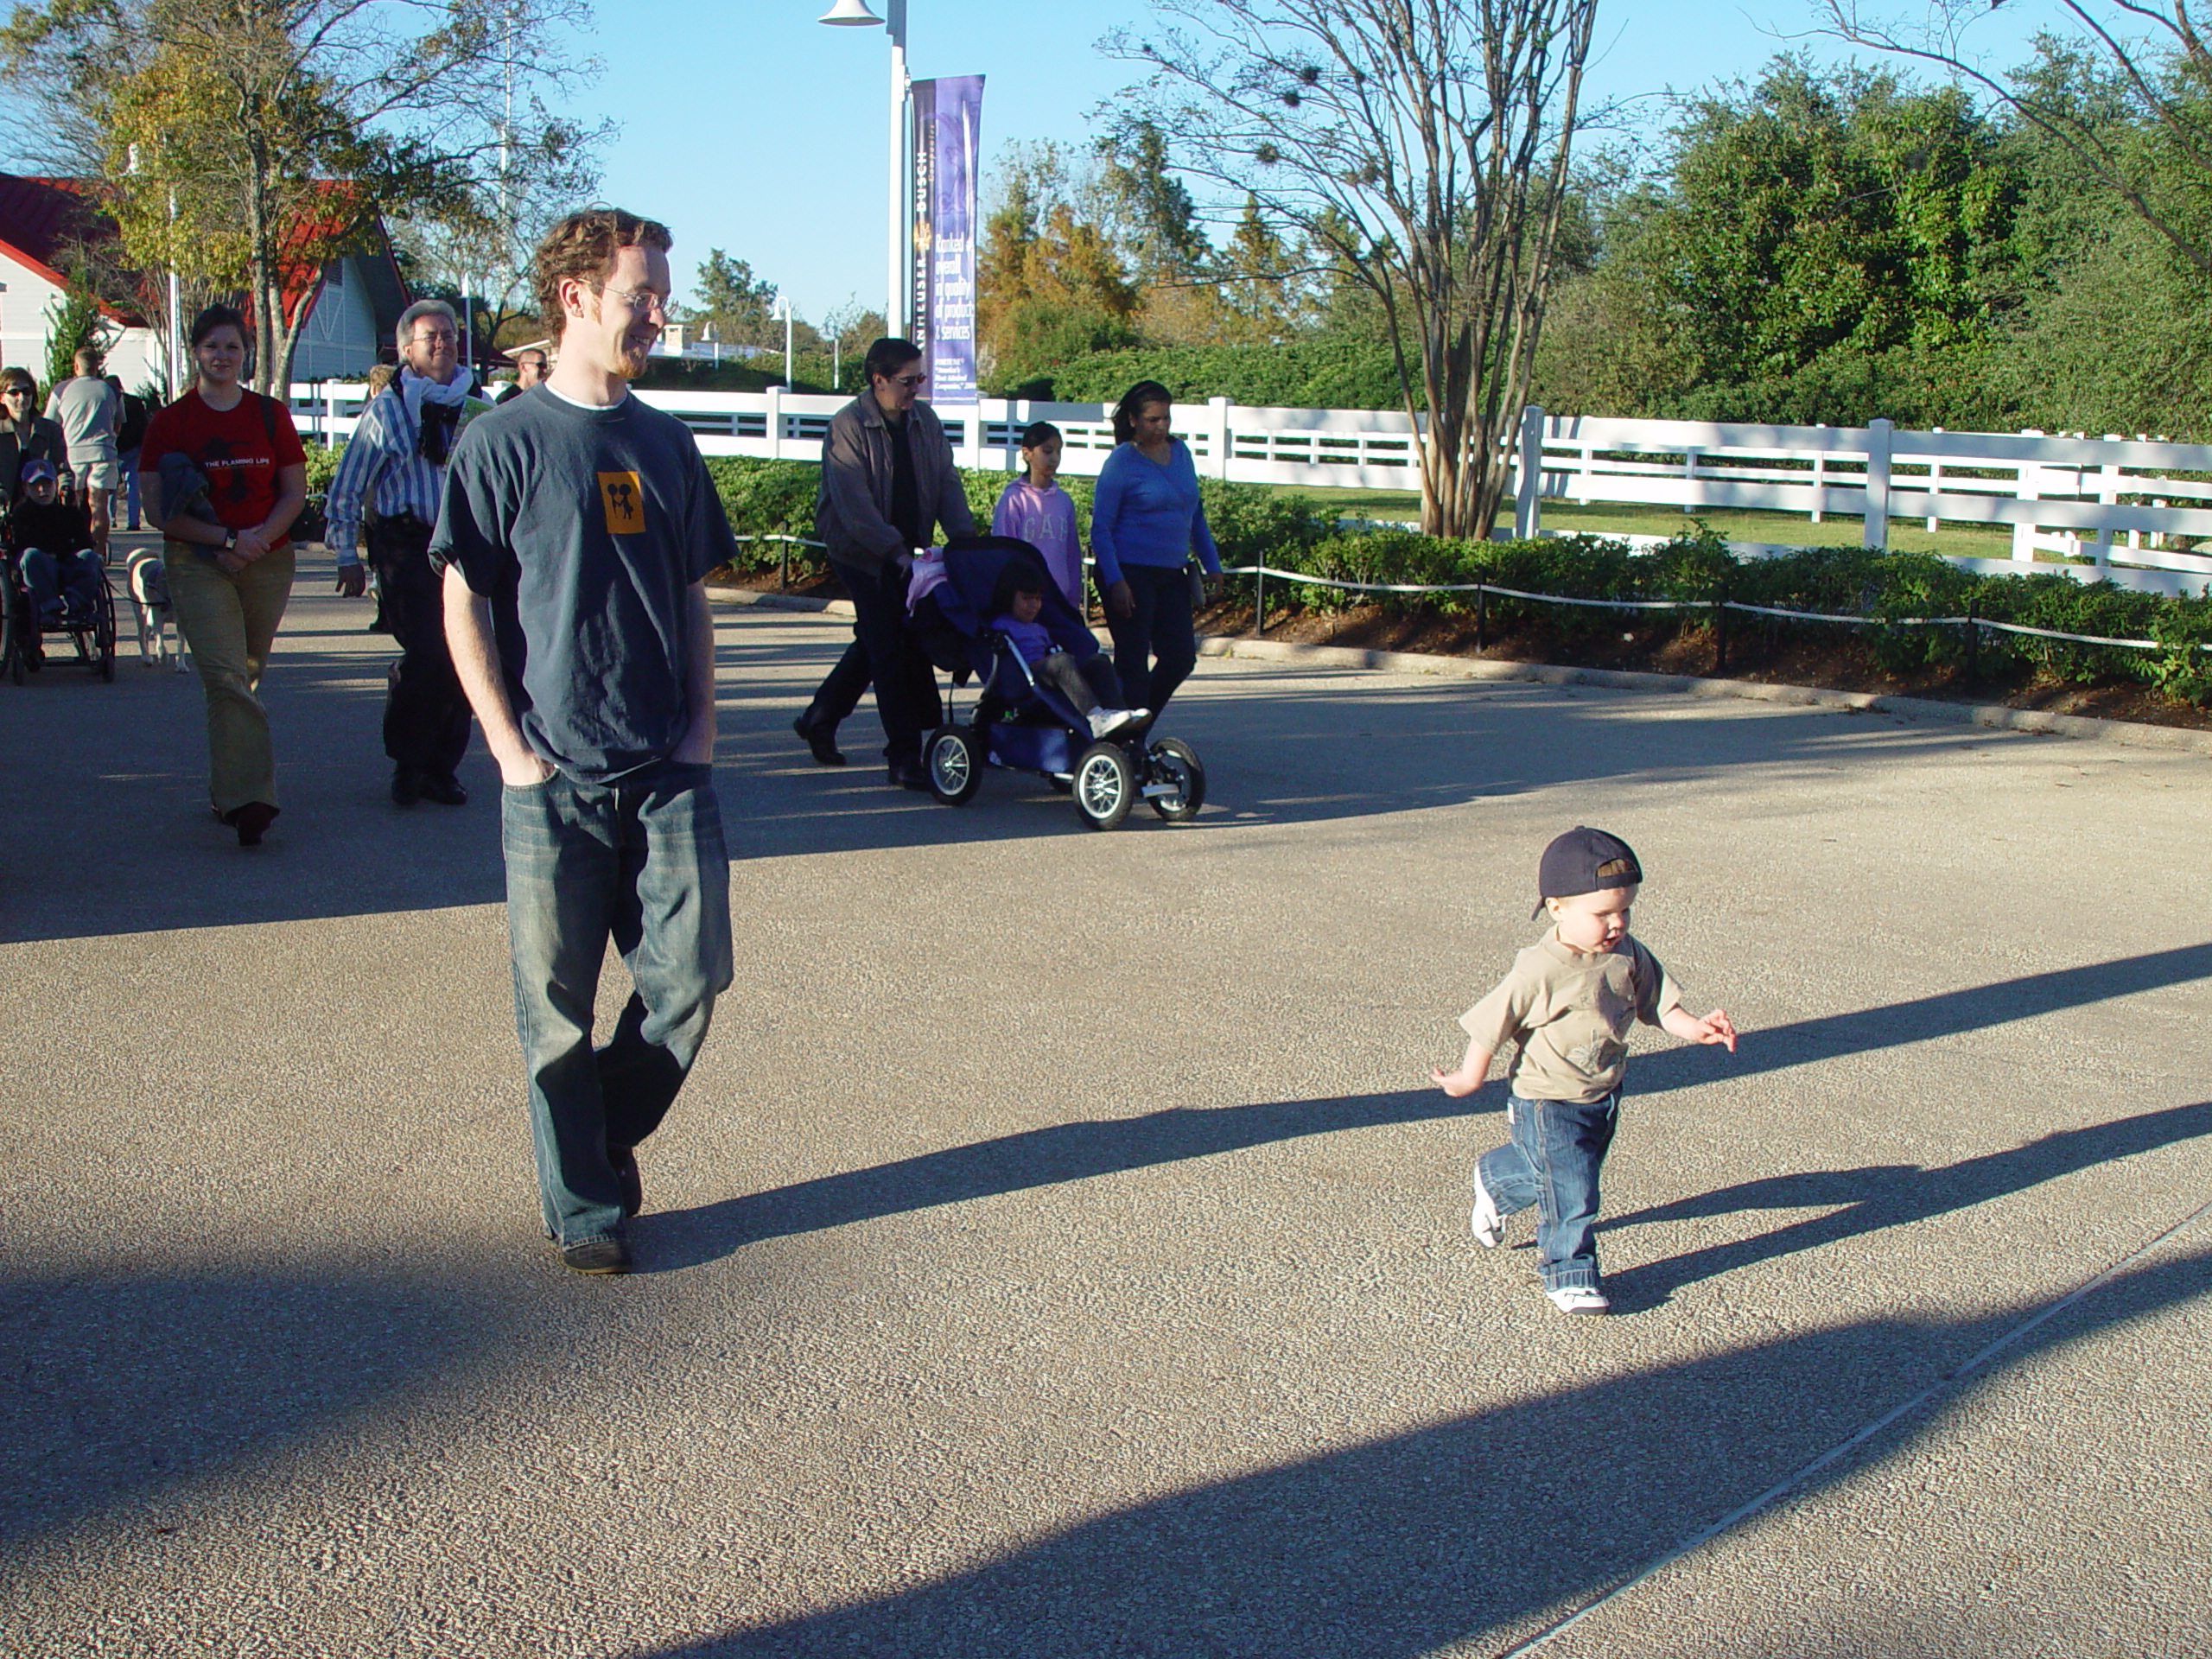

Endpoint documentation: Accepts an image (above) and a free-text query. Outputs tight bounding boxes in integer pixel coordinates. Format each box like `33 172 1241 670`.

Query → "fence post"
1515 405 1542 539
764 384 785 463
1811 429 1826 524
2013 430 2044 562
1862 418 1892 550
1927 427 1943 532
1682 445 1700 514
1207 396 1232 481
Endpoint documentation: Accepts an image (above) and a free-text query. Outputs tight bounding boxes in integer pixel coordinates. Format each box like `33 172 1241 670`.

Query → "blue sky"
591 1 2055 321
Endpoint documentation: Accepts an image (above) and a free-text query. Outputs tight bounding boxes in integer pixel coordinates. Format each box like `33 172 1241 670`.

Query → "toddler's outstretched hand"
1692 1008 1738 1052
1432 1065 1482 1098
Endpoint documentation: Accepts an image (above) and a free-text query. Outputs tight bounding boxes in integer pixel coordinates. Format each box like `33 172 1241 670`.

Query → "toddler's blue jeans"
1477 1091 1620 1292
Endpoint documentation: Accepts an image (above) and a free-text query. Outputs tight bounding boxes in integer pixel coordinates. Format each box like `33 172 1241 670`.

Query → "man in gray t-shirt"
44 346 118 554
435 207 735 1277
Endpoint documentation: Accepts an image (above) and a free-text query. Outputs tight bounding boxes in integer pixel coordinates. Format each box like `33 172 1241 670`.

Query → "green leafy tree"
1106 0 1602 538
1 0 603 392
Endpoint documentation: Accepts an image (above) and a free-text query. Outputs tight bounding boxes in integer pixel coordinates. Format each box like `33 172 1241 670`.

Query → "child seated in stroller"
988 557 1147 740
8 458 102 627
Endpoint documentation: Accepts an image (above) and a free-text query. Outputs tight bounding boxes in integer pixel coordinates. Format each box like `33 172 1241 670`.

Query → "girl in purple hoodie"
990 421 1083 607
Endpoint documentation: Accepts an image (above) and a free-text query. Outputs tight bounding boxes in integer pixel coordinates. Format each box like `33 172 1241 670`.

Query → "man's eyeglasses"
603 286 672 318
412 329 459 346
891 372 926 389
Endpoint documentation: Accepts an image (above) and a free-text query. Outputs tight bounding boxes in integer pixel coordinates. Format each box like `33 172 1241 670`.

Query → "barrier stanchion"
1255 563 1267 637
1474 582 1487 653
1713 586 1730 676
1965 596 1980 683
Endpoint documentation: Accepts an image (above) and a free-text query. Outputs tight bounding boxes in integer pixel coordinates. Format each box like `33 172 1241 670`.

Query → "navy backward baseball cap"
1533 826 1643 919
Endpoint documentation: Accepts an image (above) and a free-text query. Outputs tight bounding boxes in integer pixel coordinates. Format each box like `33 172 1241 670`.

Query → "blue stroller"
915 536 1206 830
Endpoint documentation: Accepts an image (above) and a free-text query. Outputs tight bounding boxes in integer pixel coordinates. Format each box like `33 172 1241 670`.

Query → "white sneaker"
1545 1285 1611 1316
1471 1169 1503 1249
1088 708 1137 738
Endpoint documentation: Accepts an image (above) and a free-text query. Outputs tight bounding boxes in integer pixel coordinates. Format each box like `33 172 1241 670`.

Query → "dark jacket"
814 392 976 575
5 495 91 556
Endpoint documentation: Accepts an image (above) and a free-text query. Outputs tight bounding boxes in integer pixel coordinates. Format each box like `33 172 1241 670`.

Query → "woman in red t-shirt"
140 304 308 846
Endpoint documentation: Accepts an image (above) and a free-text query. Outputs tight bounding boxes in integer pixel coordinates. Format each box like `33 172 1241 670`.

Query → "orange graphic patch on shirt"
598 470 645 534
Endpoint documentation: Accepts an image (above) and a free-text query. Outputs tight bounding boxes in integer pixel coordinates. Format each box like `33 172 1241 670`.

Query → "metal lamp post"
817 0 908 339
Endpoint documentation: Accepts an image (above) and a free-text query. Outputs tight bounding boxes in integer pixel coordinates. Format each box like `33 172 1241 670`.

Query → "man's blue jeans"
501 760 733 1247
1477 1092 1620 1292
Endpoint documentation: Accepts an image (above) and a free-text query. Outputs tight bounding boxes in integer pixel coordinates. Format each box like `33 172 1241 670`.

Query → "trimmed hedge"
701 457 2212 700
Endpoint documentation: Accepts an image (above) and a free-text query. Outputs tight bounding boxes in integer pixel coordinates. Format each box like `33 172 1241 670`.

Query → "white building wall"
290 257 382 380
0 246 164 395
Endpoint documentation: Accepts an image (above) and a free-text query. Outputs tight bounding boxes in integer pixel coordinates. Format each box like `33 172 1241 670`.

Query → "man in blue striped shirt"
331 300 493 806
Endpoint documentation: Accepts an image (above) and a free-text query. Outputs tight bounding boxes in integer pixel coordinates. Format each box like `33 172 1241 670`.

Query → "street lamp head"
817 0 882 23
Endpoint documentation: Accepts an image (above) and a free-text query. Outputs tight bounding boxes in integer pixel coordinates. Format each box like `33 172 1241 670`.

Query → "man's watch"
222 531 238 552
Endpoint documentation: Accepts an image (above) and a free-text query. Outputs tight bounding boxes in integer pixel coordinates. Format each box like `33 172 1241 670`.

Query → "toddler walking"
1433 827 1737 1315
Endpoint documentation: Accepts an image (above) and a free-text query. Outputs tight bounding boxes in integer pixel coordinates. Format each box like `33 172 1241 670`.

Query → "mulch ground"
708 569 2212 735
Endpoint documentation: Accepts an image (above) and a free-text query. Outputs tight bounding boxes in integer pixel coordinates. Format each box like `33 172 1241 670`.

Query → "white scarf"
400 364 474 427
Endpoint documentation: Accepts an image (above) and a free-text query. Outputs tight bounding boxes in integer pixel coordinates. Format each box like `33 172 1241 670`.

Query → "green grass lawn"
1268 482 2019 561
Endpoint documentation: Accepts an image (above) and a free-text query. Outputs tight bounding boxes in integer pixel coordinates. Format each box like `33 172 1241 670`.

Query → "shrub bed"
700 459 2212 709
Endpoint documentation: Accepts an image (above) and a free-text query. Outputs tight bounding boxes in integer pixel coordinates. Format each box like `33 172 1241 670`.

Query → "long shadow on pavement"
1605 1099 2212 1307
645 947 2212 1274
645 1244 2212 1658
1630 941 2212 1097
0 1262 531 1551
641 1087 1484 1273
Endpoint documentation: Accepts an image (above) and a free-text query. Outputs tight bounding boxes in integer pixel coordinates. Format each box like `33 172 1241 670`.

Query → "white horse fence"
285 386 2212 599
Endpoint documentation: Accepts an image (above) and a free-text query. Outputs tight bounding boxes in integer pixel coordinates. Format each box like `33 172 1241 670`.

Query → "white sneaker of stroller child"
1087 707 1148 739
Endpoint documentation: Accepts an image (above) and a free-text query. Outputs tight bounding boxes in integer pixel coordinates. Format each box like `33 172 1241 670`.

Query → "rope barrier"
717 544 2207 657
1217 563 2209 654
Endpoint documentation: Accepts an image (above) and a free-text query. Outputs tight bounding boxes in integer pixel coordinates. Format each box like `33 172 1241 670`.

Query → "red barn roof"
0 172 409 335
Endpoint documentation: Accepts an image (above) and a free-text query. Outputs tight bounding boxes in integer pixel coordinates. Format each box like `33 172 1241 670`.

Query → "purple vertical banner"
911 74 982 410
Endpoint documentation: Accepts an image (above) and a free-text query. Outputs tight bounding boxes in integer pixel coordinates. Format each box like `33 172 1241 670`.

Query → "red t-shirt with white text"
140 389 308 543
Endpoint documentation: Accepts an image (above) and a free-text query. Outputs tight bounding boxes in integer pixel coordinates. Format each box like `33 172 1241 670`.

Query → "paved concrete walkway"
4 553 2208 1656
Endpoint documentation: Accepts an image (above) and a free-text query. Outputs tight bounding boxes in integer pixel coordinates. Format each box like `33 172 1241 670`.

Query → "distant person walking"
138 304 309 848
107 374 151 532
794 336 976 784
328 300 491 808
436 207 734 1275
1091 380 1223 717
495 346 547 404
46 347 118 555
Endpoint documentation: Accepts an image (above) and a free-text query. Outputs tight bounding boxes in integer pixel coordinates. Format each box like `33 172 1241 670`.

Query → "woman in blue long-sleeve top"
1090 379 1223 715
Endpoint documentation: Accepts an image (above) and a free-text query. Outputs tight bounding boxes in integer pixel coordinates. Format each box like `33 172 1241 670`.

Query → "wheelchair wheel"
94 580 117 681
0 578 20 686
925 723 983 805
1147 736 1206 823
1073 741 1135 830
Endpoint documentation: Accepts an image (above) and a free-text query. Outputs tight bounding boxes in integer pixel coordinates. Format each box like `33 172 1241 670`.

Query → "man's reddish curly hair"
531 207 672 334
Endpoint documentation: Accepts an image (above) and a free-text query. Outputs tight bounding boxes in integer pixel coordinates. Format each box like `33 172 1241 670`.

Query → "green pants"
164 541 296 815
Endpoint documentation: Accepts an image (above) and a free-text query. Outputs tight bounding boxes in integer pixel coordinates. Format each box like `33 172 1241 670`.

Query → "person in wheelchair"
7 458 101 632
986 556 1145 741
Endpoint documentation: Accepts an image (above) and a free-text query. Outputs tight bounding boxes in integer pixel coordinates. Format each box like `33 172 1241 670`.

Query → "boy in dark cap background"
1433 827 1738 1315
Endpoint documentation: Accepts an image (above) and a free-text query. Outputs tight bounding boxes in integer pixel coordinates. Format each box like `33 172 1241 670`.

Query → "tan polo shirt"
1459 935 1683 1103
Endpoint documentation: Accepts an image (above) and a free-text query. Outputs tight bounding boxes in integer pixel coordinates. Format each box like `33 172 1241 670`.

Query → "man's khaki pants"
164 542 296 815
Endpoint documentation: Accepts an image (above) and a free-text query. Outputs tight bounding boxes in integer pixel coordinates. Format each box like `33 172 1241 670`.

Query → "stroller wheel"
1073 741 1135 830
1146 737 1205 822
925 724 983 805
